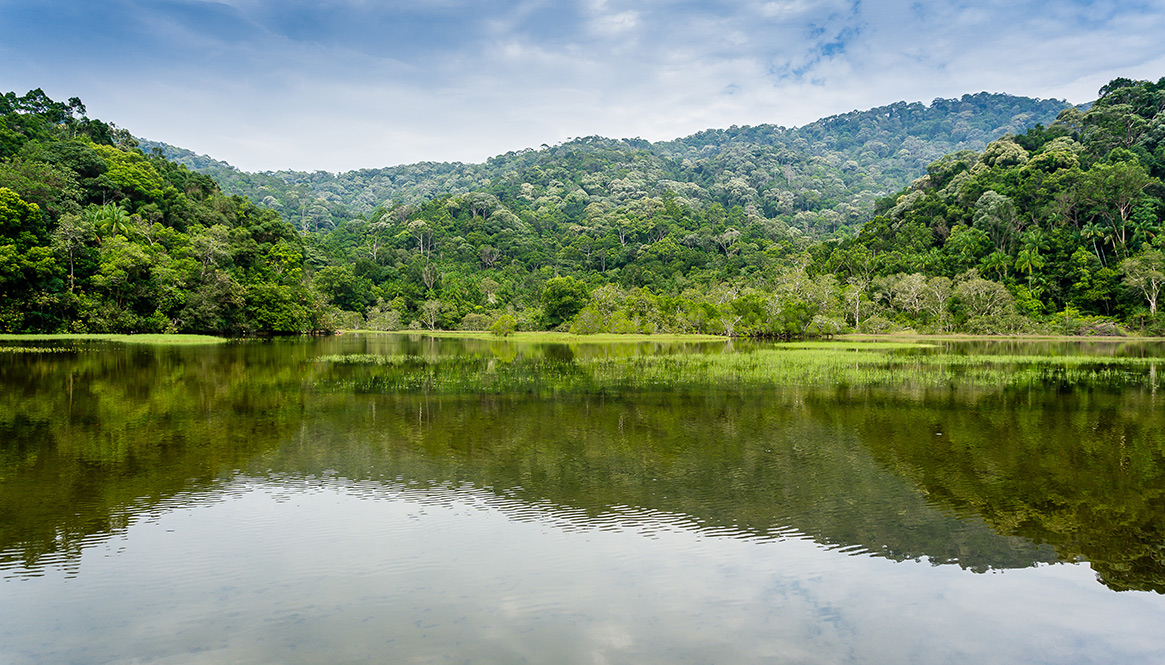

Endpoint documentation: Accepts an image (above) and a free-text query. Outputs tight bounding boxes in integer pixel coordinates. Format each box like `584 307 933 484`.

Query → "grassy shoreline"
344 329 1165 345
0 333 231 345
836 332 1165 343
341 329 729 343
4 329 1162 348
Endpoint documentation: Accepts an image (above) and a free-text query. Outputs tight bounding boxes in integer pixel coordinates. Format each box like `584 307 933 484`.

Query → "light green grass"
772 341 935 350
0 334 230 345
836 332 1165 342
342 329 727 343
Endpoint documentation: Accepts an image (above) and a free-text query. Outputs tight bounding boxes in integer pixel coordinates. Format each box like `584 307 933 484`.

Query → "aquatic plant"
314 344 1165 396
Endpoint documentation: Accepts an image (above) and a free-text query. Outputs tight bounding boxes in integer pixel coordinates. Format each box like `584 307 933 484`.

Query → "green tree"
490 313 517 336
245 283 311 334
0 157 83 220
1081 160 1153 261
0 187 59 329
93 203 132 239
1014 248 1045 288
540 276 590 328
1121 249 1165 314
51 212 95 292
313 264 374 313
419 299 455 330
953 274 1019 332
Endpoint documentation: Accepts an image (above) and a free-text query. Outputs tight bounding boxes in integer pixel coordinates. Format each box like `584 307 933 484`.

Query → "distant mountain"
141 92 1073 237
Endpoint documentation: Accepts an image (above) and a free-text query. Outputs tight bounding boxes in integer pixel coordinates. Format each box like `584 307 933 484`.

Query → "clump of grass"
345 330 727 343
771 341 935 351
317 354 413 366
0 346 76 353
0 334 230 345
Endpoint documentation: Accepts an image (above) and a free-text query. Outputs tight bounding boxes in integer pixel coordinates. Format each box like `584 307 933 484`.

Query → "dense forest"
0 90 321 334
3 79 1164 336
143 93 1069 237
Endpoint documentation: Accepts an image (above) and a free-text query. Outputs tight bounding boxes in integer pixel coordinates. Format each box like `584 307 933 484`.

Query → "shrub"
490 314 517 336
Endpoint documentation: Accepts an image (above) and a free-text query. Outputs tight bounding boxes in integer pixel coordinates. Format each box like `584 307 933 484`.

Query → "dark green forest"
0 90 321 334
3 79 1164 336
142 92 1069 236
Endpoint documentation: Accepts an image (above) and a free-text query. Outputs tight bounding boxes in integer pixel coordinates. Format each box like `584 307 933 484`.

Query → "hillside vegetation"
144 93 1069 238
3 80 1164 337
1 90 320 334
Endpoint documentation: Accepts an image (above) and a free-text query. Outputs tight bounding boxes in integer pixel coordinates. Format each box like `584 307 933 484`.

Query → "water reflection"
3 334 1162 592
256 391 1059 571
933 337 1165 358
8 477 1163 665
6 334 1165 663
832 386 1165 593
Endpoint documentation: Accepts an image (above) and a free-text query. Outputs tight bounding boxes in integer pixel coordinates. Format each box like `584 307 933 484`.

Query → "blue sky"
3 0 1164 172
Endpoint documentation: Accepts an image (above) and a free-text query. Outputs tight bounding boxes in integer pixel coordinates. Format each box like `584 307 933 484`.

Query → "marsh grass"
344 330 727 343
316 346 1165 395
0 334 229 345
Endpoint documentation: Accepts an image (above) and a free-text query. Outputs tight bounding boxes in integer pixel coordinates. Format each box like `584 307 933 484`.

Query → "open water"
1 334 1163 664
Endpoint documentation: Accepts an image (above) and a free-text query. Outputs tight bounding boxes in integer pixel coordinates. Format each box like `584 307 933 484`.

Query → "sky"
3 0 1165 173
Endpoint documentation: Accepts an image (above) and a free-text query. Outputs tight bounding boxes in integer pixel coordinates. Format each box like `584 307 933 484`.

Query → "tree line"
2 79 1163 336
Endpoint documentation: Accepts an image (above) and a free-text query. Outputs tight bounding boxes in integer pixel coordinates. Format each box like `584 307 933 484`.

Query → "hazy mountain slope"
141 92 1072 236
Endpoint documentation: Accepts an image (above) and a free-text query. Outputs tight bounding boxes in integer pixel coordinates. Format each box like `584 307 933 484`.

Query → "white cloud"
589 10 640 37
757 0 819 21
5 0 1164 172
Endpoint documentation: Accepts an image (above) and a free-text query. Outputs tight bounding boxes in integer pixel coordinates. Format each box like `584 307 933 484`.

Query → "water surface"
1 334 1163 664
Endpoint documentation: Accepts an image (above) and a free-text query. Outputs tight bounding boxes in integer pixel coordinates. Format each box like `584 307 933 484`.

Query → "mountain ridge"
140 91 1074 237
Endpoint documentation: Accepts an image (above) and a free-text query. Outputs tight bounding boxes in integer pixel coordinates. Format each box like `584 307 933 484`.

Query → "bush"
808 315 845 336
490 314 517 336
611 312 638 334
962 312 1035 335
1056 308 1126 336
1076 319 1126 336
516 307 543 331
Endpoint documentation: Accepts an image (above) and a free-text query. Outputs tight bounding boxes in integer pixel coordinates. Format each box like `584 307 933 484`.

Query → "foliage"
10 80 1165 336
0 90 319 334
490 314 517 336
144 93 1069 239
851 76 1165 334
540 276 590 328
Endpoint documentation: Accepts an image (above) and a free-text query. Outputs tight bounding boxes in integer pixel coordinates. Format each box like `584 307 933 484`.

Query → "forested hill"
141 93 1071 238
6 79 1165 338
1 89 320 335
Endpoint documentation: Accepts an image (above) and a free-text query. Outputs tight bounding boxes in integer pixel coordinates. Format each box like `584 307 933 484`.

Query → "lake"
2 333 1164 664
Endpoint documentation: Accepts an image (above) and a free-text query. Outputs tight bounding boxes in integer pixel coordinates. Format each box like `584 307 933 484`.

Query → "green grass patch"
342 330 727 343
772 341 935 350
0 334 231 345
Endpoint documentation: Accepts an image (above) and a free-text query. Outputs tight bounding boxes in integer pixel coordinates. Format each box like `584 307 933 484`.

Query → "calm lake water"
2 334 1164 664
